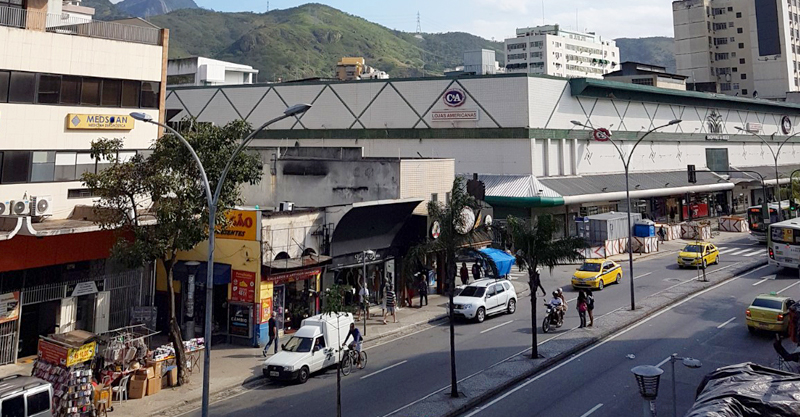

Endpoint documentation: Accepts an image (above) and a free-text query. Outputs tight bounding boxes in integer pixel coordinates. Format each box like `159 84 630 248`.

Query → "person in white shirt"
549 291 565 322
359 285 370 320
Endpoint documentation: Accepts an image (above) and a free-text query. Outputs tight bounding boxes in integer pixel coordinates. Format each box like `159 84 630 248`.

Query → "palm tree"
407 177 495 398
506 215 586 358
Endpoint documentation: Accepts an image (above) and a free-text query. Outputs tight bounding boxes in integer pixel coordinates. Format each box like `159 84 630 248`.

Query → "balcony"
0 5 161 46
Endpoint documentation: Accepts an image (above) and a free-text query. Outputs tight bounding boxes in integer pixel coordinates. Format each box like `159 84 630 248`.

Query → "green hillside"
80 0 130 20
615 37 676 73
148 3 505 81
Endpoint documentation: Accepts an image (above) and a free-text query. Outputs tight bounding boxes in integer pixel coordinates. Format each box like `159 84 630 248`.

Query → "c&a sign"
219 209 261 241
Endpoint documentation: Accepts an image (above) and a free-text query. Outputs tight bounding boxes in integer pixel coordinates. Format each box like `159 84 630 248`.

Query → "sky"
186 0 676 41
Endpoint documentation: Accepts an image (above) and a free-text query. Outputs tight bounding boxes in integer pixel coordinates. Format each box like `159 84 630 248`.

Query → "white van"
263 312 354 383
0 375 53 417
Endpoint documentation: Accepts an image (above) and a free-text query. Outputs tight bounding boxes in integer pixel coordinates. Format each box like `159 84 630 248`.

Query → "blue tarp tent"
479 248 516 277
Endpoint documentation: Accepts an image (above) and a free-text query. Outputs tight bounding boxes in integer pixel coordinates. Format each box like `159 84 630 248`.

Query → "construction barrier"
719 216 749 233
655 223 681 241
681 223 712 241
582 246 606 259
604 237 628 257
632 236 659 253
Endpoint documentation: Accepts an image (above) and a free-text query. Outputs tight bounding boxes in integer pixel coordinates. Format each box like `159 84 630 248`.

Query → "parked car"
746 292 792 334
0 374 53 417
677 241 719 269
571 259 622 290
451 278 517 323
263 313 353 384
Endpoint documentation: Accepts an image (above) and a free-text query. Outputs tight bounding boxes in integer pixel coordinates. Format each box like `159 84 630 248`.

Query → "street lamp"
663 354 702 417
631 365 664 417
571 119 682 311
131 103 312 417
358 249 376 336
734 127 800 221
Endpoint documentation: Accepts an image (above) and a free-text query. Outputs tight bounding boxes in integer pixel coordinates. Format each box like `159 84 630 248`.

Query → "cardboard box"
128 378 147 399
167 368 178 387
136 367 155 379
146 376 162 396
151 361 162 377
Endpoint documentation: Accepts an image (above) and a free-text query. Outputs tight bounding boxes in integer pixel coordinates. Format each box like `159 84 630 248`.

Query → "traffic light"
791 199 797 212
687 164 697 184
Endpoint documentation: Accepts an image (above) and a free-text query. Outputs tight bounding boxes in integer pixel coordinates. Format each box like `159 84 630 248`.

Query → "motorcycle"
542 303 563 333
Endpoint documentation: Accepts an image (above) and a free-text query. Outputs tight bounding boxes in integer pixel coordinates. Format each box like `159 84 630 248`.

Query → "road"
459 262 797 417
176 236 768 417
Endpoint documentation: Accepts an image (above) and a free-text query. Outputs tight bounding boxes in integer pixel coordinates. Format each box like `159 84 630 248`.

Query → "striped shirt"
385 290 396 307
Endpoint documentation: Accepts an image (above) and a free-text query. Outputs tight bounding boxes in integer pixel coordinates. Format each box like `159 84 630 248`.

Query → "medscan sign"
66 114 135 130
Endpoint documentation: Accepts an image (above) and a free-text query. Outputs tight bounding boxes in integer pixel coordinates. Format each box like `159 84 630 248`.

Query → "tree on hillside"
407 177 495 398
82 119 262 384
321 284 354 417
506 215 586 359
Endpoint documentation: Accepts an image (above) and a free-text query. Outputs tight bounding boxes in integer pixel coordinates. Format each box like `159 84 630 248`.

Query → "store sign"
69 281 100 297
443 88 467 107
260 298 272 324
219 210 259 241
682 203 709 218
431 110 479 121
265 268 322 285
782 115 793 135
38 339 68 366
66 342 96 367
0 292 20 325
229 303 253 338
745 122 762 133
66 114 135 130
231 270 256 303
705 134 729 141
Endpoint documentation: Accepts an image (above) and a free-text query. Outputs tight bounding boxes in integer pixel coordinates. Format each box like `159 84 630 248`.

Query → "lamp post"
130 103 312 417
359 250 376 336
631 365 664 417
664 354 701 417
734 127 800 221
571 119 682 311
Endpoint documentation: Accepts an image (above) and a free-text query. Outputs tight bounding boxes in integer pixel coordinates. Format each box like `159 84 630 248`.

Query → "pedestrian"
586 289 595 327
669 206 676 224
262 311 278 356
657 225 666 241
460 262 469 286
472 261 482 281
532 268 546 297
577 290 588 328
383 285 397 324
417 275 428 307
405 274 415 308
359 285 370 320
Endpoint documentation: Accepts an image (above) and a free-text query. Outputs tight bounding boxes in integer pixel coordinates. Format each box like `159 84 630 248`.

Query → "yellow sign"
219 210 259 241
66 114 135 130
784 228 794 243
66 341 96 367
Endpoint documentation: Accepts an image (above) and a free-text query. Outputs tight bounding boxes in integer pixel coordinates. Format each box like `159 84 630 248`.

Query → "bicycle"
340 344 368 376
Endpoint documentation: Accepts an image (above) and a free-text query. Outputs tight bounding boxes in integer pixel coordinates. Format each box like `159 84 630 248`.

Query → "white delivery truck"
262 312 354 383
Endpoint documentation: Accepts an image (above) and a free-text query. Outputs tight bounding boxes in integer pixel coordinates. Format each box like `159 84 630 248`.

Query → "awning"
329 198 423 258
463 174 565 208
173 261 232 285
478 248 516 277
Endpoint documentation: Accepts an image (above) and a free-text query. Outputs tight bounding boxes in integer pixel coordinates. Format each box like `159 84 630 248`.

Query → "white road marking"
743 249 764 257
634 272 653 280
752 277 771 286
728 249 750 256
360 360 407 380
456 274 744 417
717 317 736 329
655 356 672 368
777 281 800 294
480 320 514 334
579 403 604 417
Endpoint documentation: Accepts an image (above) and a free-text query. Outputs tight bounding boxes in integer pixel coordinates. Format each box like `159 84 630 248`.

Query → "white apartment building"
0 0 166 364
504 24 620 79
673 0 800 99
167 56 259 86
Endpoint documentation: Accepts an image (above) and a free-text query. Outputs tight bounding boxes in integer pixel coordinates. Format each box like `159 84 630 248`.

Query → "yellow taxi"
571 259 622 290
746 293 792 333
677 241 719 269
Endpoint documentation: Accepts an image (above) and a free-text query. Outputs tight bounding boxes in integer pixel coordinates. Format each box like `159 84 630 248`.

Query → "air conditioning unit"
9 200 28 215
278 202 294 212
30 196 52 217
0 201 8 215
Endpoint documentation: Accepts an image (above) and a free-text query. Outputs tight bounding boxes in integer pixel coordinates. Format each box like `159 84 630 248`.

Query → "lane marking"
655 356 672 368
634 272 653 280
579 403 604 417
743 250 763 257
728 249 749 256
480 320 514 334
777 281 800 294
456 274 744 417
360 360 408 380
752 277 770 286
717 317 736 329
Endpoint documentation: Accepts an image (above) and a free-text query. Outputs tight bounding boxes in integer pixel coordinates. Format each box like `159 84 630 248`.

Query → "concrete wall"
261 211 326 261
399 159 455 215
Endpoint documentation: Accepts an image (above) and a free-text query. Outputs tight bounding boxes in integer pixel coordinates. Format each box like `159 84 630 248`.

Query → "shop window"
140 81 160 109
30 151 55 182
8 72 35 103
0 71 8 103
55 152 77 181
706 148 730 173
37 74 61 104
122 80 141 107
81 78 101 106
1 151 31 184
60 75 81 105
101 79 122 107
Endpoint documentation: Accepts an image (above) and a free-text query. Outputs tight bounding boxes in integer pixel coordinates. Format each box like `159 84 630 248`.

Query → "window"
741 73 747 79
736 11 742 18
738 27 743 33
739 42 745 48
494 283 505 294
485 285 496 297
733 82 740 89
37 74 61 104
81 78 101 105
431 193 438 202
728 6 733 11
55 152 77 181
446 192 451 202
732 67 738 72
714 37 728 45
76 152 96 177
1 394 24 417
31 151 55 182
60 75 81 105
631 78 654 86
1 152 31 184
26 391 50 416
714 23 728 30
740 58 746 64
706 148 730 173
730 37 736 42
742 88 748 95
140 82 160 109
101 79 122 106
121 80 141 107
8 72 35 103
715 53 730 60
67 188 101 199
720 82 732 91
0 71 8 103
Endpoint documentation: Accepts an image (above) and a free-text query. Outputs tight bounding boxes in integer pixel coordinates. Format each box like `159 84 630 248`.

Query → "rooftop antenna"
542 0 545 25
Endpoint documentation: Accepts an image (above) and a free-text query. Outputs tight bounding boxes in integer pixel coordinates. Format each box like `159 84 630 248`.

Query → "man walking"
262 312 278 356
383 285 397 324
417 275 428 307
460 262 469 286
471 261 482 281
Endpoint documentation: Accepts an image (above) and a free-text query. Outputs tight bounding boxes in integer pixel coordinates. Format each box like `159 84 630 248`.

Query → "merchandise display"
33 360 94 416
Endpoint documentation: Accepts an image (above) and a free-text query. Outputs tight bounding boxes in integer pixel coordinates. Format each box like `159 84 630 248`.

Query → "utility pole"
416 12 422 35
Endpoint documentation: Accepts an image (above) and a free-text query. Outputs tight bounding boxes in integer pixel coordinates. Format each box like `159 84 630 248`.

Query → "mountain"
615 37 676 74
116 0 199 18
148 3 504 81
80 0 130 20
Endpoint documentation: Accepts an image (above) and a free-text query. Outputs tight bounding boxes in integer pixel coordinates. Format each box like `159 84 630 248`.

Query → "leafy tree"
322 284 354 417
407 177 495 398
82 120 262 384
506 215 586 358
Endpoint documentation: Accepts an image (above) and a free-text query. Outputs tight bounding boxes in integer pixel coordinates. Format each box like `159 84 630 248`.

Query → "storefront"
262 262 327 334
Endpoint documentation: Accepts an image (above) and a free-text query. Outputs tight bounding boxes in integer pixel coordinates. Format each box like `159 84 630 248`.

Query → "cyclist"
342 323 364 368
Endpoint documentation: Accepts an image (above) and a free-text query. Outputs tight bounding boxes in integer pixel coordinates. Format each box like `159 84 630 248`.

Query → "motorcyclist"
548 291 565 322
556 288 568 313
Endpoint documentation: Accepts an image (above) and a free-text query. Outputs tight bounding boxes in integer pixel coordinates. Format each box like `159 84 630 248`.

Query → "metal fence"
105 269 144 329
0 5 25 29
0 321 17 366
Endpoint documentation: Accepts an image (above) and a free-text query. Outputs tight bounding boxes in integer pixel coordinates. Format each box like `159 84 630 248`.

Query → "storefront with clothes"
262 262 327 334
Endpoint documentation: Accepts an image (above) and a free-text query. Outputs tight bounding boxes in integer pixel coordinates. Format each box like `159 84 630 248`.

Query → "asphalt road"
459 262 797 417
178 236 768 417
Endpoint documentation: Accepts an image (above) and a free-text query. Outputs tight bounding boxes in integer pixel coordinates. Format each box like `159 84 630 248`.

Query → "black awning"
330 199 423 258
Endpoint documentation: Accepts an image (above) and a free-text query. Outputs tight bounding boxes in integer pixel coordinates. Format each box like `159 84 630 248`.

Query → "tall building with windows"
673 0 799 99
504 24 620 78
0 0 167 365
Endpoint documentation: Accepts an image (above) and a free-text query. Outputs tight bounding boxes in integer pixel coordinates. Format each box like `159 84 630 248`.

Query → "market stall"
32 330 98 417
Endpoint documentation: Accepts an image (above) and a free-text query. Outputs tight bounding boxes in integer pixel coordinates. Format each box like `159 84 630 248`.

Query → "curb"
442 258 768 417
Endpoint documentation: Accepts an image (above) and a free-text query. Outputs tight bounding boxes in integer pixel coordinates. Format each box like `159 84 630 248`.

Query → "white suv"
452 278 517 323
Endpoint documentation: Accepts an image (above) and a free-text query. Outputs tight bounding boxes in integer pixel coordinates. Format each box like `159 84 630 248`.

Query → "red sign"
682 203 709 219
260 298 272 324
592 128 611 142
38 339 68 366
265 268 321 285
231 270 256 303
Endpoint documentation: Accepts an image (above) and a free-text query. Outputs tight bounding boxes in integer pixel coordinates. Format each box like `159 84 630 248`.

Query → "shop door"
19 301 59 358
57 297 76 333
75 294 96 333
94 291 110 334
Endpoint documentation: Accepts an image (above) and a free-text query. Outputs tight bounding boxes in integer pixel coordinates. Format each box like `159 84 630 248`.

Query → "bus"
767 218 800 269
748 201 791 243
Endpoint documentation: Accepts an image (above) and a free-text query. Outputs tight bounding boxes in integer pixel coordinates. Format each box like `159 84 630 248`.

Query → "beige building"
335 57 389 81
604 62 688 91
673 0 800 99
